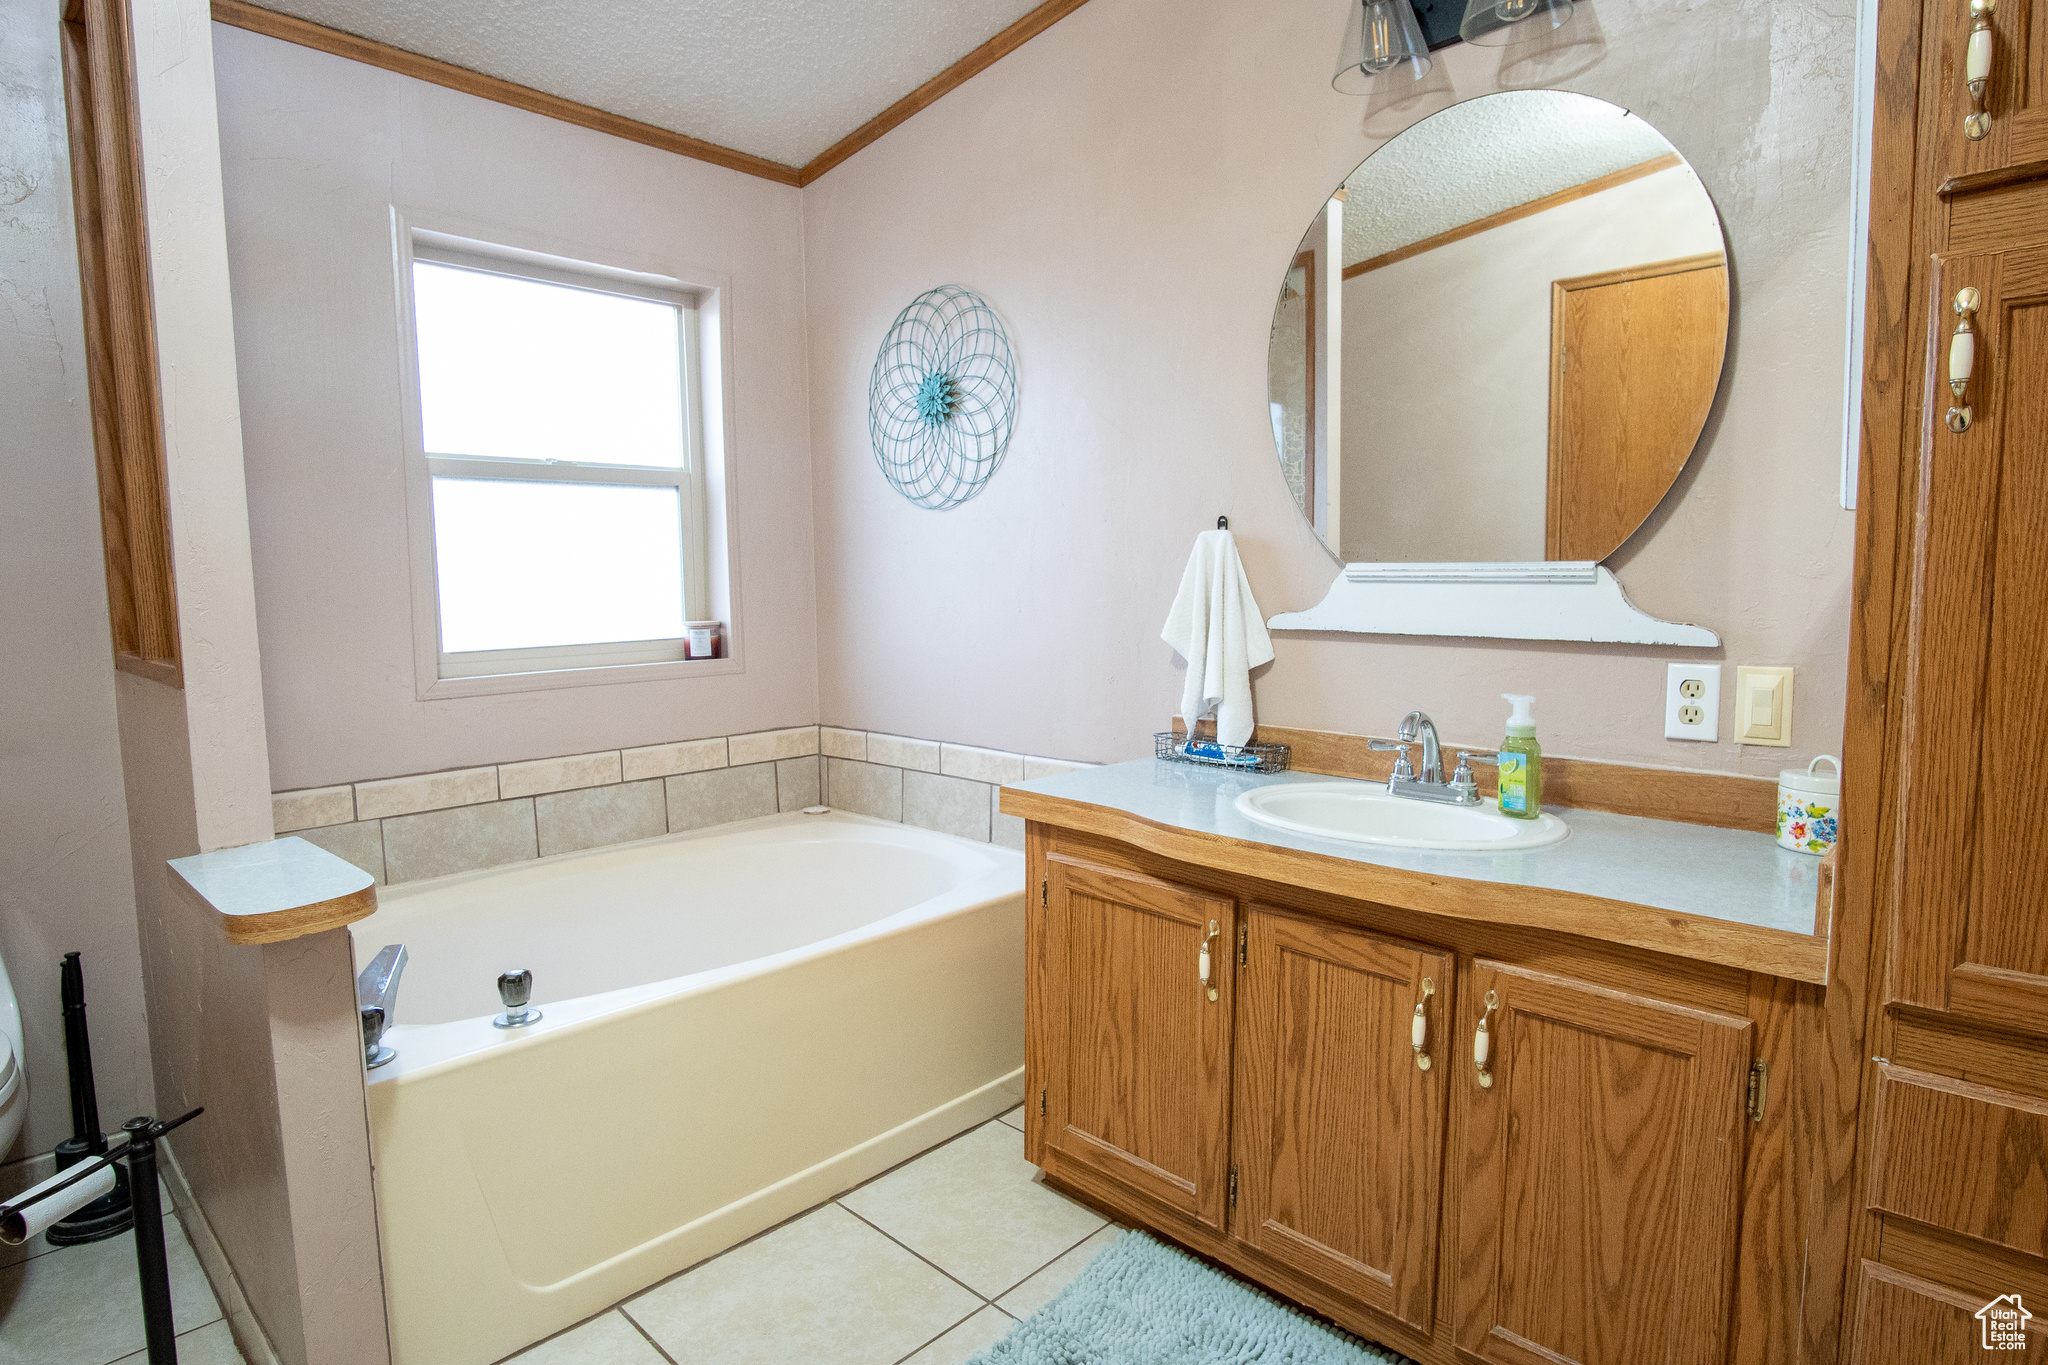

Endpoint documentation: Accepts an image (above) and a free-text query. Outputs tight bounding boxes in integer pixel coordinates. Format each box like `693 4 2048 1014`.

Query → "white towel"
1160 529 1274 750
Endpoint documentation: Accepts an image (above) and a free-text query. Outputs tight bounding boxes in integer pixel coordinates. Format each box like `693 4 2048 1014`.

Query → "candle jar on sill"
684 621 723 660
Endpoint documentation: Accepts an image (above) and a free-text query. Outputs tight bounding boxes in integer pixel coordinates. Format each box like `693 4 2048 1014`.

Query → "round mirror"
1268 90 1729 564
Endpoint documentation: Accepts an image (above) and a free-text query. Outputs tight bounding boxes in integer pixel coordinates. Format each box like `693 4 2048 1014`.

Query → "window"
400 233 717 686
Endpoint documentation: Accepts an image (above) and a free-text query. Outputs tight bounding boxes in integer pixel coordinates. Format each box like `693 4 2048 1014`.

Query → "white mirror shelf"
1267 562 1719 647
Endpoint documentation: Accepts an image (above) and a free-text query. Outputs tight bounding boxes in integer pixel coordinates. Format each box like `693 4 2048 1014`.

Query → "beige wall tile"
775 756 821 811
499 750 623 799
727 726 820 766
355 766 498 821
904 771 991 843
271 785 354 833
940 743 1024 785
293 820 385 885
991 787 1024 851
825 759 902 822
819 726 867 761
1023 756 1092 781
382 800 536 884
867 733 940 772
665 765 778 833
536 780 666 858
620 737 728 782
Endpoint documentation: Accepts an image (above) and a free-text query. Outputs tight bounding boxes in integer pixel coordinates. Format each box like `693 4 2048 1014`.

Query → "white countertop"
1011 759 1823 939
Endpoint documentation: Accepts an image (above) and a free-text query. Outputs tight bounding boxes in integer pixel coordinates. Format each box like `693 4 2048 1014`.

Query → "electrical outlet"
1664 663 1721 741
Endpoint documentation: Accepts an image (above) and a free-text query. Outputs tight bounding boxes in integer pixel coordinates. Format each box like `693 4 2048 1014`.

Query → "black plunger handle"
61 952 105 1155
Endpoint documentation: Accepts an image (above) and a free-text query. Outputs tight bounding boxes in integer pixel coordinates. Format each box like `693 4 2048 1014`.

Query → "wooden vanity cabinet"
1034 854 1238 1230
1023 830 1782 1365
1454 961 1754 1365
1232 906 1451 1331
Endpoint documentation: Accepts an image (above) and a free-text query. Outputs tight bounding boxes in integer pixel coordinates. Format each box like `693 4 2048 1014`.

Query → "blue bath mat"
970 1231 1412 1364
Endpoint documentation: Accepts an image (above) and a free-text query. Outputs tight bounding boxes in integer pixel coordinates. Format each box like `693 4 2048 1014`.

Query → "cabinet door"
1232 906 1450 1331
1454 960 1753 1365
1937 0 2048 182
1893 245 2048 1035
1039 854 1236 1229
1849 1260 2048 1362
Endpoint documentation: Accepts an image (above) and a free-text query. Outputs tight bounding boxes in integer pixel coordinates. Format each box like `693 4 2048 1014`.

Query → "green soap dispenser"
1497 693 1542 819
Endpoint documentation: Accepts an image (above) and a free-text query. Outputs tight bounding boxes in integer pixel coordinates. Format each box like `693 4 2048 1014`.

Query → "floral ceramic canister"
1777 755 1841 855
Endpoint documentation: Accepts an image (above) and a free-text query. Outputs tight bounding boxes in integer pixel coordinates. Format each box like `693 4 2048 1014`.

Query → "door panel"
1868 1065 2048 1259
1231 906 1450 1330
1546 256 1728 561
1849 1259 2048 1362
1455 960 1753 1365
1040 854 1235 1229
1893 244 2048 1034
1937 0 2048 182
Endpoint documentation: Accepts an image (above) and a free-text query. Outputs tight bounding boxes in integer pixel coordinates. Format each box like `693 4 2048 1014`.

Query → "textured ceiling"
1341 91 1684 266
253 0 1052 168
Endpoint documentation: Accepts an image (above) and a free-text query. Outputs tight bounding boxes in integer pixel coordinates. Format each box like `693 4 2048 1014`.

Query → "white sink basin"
1234 781 1569 852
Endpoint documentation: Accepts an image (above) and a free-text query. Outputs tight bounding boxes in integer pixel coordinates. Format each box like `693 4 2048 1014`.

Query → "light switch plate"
1664 662 1721 741
1734 666 1794 746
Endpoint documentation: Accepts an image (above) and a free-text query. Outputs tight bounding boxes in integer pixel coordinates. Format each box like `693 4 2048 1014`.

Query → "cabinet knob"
1965 0 1995 140
1411 977 1435 1071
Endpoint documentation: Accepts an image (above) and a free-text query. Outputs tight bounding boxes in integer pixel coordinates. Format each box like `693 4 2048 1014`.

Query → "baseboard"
160 1138 285 1365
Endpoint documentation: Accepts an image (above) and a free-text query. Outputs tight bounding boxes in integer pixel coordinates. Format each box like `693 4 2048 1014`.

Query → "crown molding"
208 0 1098 190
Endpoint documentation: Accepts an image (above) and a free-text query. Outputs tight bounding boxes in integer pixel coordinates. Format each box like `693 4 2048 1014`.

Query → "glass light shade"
1333 0 1431 92
1458 0 1575 47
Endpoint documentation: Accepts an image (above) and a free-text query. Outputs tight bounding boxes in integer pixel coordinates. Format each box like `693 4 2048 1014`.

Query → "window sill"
417 653 741 701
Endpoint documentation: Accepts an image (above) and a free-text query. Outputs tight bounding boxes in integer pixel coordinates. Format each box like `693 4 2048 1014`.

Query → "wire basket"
1154 732 1291 774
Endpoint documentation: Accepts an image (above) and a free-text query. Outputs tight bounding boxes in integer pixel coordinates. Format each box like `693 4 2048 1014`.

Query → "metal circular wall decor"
868 285 1016 510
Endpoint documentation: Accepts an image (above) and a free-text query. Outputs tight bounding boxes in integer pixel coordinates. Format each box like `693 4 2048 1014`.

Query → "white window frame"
391 211 740 699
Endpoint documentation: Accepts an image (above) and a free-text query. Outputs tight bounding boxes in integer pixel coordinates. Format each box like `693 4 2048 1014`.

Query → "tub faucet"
357 943 407 1070
493 970 541 1028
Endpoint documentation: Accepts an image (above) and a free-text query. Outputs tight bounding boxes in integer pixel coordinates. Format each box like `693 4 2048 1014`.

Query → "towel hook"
1216 516 1229 530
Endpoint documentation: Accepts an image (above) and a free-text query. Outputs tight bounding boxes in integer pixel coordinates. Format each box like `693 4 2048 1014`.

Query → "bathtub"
351 810 1026 1365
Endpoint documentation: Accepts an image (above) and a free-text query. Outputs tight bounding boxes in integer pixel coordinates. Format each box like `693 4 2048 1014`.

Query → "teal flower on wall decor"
868 285 1016 509
914 369 958 426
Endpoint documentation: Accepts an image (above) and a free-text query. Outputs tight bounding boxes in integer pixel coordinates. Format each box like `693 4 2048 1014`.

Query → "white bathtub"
351 811 1026 1365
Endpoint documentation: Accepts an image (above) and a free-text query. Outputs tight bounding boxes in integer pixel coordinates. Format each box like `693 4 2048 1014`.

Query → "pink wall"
801 0 1859 776
213 27 820 793
0 0 156 1158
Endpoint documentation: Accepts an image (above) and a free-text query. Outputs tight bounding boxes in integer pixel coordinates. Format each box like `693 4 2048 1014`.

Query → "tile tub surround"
499 1115 1122 1365
274 727 1092 885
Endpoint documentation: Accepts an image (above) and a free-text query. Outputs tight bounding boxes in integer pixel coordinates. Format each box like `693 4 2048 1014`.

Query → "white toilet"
0 953 25 1158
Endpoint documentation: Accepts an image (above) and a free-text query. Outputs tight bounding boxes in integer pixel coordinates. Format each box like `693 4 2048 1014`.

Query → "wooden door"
1454 960 1754 1365
1546 255 1729 561
1937 0 2048 185
1038 854 1236 1229
1231 907 1450 1331
1892 244 2048 1036
1848 1260 2048 1361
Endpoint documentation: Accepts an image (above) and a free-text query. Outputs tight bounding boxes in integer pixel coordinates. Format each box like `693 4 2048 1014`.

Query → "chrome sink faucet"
1371 711 1498 807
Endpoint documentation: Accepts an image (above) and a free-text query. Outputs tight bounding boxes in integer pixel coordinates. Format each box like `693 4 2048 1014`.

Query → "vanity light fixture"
1457 0 1574 46
1333 0 1432 91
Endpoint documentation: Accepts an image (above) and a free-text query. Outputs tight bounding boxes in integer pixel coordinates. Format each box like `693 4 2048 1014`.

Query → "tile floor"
0 1110 1120 1365
503 1107 1125 1365
0 1157 246 1365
